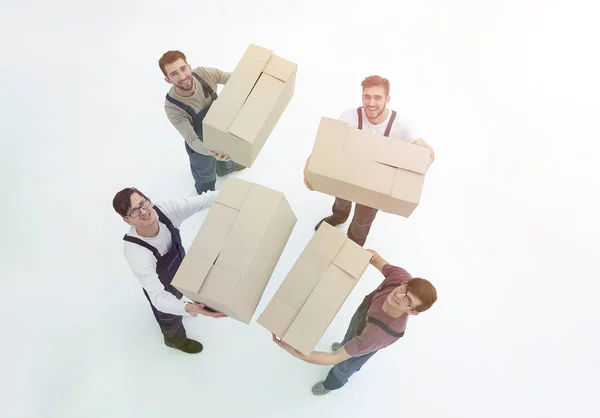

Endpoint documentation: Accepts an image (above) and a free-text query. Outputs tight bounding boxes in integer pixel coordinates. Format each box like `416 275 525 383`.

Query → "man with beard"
160 50 245 195
303 75 435 247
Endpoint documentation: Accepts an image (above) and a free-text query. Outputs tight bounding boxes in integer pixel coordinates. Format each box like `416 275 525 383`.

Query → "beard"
365 105 386 121
176 77 194 91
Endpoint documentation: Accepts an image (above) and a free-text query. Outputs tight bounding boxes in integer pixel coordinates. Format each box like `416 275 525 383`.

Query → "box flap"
331 240 372 279
311 117 349 156
202 44 272 130
228 73 286 144
215 184 281 274
283 264 358 355
197 265 242 306
262 54 297 82
215 176 253 210
390 168 426 203
171 259 214 294
257 297 298 337
344 128 430 174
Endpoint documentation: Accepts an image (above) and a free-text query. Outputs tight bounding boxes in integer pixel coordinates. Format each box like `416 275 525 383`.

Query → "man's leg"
321 351 378 391
216 160 245 177
347 203 379 247
315 198 353 231
142 290 202 354
185 143 216 195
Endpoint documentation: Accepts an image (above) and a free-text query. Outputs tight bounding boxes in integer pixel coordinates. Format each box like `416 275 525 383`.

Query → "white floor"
2 1 599 417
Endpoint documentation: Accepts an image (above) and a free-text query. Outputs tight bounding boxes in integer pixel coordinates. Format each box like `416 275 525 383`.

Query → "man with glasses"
272 249 438 395
113 187 227 354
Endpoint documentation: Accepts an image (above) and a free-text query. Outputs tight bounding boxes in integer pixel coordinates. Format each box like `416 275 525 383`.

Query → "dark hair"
159 50 188 76
112 187 149 217
406 278 438 312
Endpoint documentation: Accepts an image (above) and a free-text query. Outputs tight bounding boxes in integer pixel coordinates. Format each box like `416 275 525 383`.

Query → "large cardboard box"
171 177 297 324
202 44 297 168
306 117 431 217
258 222 371 355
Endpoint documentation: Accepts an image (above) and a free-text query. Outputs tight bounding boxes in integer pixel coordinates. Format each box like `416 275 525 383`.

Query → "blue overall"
323 281 405 390
123 206 187 346
166 73 237 194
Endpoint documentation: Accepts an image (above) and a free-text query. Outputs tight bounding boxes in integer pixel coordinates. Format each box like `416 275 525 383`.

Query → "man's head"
361 75 391 121
384 278 437 316
112 187 156 228
159 50 194 92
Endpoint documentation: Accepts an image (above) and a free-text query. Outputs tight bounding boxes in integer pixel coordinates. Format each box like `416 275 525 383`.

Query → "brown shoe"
315 215 347 231
234 164 246 172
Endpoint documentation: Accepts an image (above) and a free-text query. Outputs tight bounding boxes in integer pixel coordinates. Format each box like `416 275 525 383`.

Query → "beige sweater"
164 67 231 155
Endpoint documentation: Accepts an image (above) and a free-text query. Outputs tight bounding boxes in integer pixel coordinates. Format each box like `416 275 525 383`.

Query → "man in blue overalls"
113 186 227 354
160 50 245 194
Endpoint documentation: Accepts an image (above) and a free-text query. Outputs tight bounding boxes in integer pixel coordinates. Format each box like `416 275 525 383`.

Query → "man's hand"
209 151 231 162
366 249 380 261
303 155 313 191
185 303 228 318
272 333 306 360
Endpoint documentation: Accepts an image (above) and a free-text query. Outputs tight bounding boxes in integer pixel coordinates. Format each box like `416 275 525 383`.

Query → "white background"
1 0 599 417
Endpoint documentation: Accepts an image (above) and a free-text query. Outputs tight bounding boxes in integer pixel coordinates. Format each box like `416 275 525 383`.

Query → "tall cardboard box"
258 223 371 355
202 44 297 168
171 177 297 324
306 117 431 217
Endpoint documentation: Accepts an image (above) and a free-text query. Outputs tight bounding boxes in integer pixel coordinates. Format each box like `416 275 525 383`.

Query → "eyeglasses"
400 284 414 309
127 199 151 218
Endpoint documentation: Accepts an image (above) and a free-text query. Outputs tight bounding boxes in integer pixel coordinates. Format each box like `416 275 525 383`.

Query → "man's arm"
272 334 352 365
158 191 219 228
164 106 208 154
366 249 388 272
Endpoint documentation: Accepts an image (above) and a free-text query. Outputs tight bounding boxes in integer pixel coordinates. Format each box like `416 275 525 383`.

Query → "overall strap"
383 110 397 137
366 316 405 338
192 73 218 101
357 107 363 129
153 206 176 233
165 94 196 118
123 235 161 260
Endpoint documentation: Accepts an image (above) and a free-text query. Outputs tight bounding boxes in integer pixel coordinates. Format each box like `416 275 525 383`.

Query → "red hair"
361 75 390 97
159 50 188 76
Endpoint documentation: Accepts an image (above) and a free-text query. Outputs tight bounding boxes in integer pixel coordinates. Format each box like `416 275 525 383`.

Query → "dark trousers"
185 143 238 194
331 197 379 247
323 307 378 390
143 290 187 347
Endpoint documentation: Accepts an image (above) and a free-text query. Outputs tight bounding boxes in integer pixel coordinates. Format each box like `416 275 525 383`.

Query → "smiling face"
164 58 194 91
123 192 156 228
384 282 422 316
362 85 390 121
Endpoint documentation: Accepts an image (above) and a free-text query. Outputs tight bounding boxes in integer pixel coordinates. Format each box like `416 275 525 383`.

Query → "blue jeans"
323 306 378 390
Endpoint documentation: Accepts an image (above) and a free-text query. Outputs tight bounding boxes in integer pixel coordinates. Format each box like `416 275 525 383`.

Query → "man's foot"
314 215 347 231
234 164 246 172
165 338 203 354
311 381 331 396
331 342 341 351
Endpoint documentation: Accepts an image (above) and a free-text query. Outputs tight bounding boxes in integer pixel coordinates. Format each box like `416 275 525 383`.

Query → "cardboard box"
171 177 297 324
257 222 371 355
306 117 431 217
202 44 297 168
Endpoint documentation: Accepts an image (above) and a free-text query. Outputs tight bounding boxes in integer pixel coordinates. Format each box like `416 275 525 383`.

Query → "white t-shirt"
339 107 415 143
123 191 218 316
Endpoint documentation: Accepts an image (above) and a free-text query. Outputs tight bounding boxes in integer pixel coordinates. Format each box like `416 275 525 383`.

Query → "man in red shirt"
273 249 438 395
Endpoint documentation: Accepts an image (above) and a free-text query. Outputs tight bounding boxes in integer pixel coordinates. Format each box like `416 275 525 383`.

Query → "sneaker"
314 215 347 231
331 342 341 351
311 381 331 396
165 338 204 354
